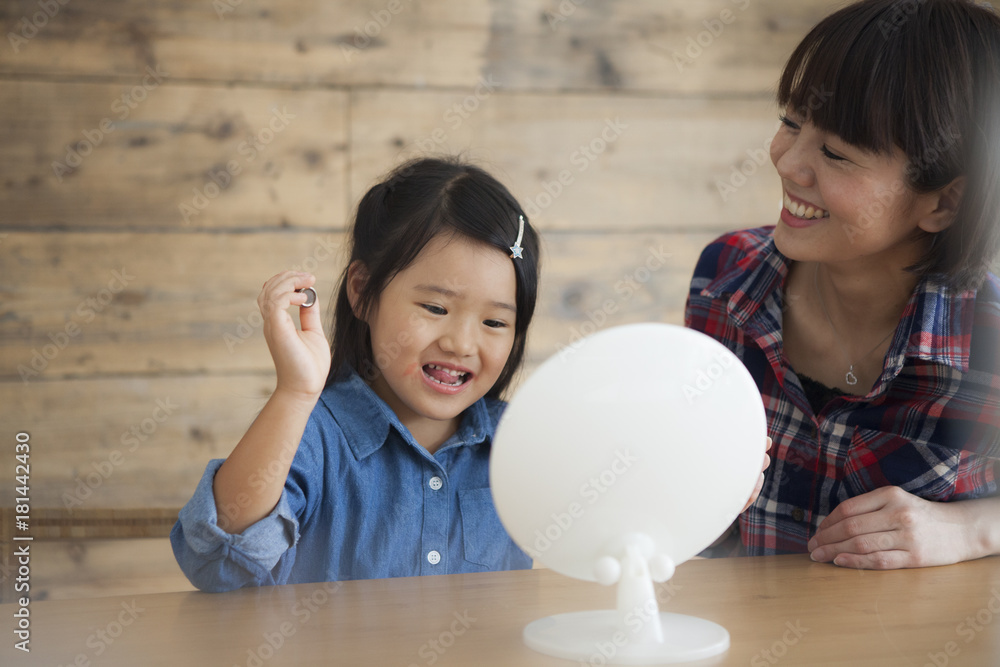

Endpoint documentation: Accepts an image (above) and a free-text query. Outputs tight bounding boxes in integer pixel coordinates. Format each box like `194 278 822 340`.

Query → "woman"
686 0 1000 569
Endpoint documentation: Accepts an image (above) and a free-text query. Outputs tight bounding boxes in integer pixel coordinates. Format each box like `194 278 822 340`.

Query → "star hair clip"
510 215 525 260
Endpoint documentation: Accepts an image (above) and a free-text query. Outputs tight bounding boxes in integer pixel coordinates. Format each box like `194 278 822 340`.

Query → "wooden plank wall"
0 0 856 598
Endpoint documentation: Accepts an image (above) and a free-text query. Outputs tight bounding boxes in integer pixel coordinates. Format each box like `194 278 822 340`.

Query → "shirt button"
429 476 443 491
427 550 441 565
791 508 805 522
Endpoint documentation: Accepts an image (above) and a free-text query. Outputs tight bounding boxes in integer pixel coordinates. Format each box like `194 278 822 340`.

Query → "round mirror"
490 323 767 663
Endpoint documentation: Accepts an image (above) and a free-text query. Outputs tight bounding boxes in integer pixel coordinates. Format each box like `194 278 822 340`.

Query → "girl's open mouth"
422 363 472 387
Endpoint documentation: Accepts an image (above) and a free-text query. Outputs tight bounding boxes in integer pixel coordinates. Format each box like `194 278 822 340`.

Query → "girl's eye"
778 114 800 131
422 304 446 315
483 319 508 329
821 145 846 161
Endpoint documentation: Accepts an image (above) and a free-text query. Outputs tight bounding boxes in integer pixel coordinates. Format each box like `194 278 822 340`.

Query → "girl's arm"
212 271 331 535
807 486 1000 569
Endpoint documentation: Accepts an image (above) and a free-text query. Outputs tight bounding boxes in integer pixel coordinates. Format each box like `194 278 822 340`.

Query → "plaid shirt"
686 227 1000 556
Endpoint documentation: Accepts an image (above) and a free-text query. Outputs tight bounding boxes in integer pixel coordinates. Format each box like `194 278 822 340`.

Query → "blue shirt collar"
319 367 496 460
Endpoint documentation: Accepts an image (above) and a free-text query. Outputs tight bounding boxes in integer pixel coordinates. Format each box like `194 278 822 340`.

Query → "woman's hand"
807 486 997 569
741 436 772 513
258 271 332 400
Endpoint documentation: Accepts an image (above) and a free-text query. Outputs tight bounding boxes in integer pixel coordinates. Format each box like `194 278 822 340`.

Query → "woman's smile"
780 190 831 229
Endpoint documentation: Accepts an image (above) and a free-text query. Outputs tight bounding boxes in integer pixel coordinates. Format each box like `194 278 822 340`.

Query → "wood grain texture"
351 90 784 232
0 1 492 87
0 376 274 507
0 81 348 229
0 230 715 379
0 508 178 540
0 537 193 603
1 80 784 233
481 0 832 94
529 231 718 362
0 1 844 93
2 555 998 665
0 231 347 379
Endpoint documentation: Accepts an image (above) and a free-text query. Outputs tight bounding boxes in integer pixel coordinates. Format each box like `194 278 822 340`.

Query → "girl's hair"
777 0 1000 291
327 156 540 399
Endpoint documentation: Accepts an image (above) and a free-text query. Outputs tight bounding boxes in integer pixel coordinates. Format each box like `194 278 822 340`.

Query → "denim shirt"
170 370 531 592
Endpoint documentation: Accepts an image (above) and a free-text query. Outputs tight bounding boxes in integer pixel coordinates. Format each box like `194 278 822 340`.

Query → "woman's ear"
346 260 369 321
917 176 965 234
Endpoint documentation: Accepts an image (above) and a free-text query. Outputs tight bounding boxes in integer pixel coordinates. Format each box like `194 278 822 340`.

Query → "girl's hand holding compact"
258 270 332 402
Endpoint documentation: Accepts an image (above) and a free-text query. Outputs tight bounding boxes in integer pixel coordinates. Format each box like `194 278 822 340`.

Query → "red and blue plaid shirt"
686 227 1000 556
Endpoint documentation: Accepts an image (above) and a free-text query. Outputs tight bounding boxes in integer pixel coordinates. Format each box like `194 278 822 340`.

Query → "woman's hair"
777 0 1000 291
327 156 540 399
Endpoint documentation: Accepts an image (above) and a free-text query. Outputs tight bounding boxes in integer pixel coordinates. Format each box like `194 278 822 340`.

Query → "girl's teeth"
427 363 464 377
425 363 469 386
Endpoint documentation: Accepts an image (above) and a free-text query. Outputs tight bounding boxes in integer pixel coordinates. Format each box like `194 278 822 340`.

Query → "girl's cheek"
403 362 421 377
496 337 516 367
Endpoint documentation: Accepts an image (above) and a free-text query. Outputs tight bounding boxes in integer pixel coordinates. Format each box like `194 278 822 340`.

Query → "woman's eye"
422 304 446 315
821 145 846 161
483 319 508 329
778 114 800 130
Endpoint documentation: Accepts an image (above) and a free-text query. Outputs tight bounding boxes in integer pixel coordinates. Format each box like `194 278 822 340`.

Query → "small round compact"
295 287 317 308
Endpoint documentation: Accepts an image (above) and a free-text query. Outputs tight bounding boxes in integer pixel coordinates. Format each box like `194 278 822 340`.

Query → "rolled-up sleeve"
170 459 300 592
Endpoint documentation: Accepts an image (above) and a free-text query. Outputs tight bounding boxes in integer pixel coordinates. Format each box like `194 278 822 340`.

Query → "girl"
171 157 540 591
687 0 1000 568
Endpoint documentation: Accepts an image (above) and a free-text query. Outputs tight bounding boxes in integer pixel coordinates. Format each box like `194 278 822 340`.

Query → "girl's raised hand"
257 271 332 400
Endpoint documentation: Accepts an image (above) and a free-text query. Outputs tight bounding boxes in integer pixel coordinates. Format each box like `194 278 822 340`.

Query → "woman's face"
769 109 945 268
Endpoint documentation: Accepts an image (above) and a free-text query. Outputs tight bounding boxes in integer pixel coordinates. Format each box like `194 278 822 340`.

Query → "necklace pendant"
845 368 859 386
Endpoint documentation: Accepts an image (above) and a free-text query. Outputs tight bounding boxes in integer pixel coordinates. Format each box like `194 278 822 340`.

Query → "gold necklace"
813 265 897 386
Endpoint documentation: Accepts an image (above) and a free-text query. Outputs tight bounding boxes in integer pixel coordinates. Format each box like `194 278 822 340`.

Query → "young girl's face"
769 109 947 268
362 232 517 436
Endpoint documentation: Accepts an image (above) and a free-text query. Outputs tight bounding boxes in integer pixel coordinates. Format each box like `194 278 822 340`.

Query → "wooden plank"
2 80 783 234
0 0 843 94
351 90 783 232
0 375 273 508
0 81 348 229
0 508 178 540
0 0 491 87
528 231 718 363
481 0 834 94
0 538 194 602
1 229 718 379
0 231 348 379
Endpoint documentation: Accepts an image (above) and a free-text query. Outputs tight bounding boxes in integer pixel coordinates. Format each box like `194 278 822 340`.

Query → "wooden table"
3 554 999 666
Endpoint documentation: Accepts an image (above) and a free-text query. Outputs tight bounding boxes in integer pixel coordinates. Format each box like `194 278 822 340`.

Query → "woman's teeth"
784 193 830 220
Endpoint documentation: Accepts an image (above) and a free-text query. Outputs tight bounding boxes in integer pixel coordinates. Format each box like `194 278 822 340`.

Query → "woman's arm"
972 495 1000 558
807 486 1000 569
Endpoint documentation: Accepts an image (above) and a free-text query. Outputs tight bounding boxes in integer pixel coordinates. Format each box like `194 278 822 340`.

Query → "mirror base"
523 611 729 665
